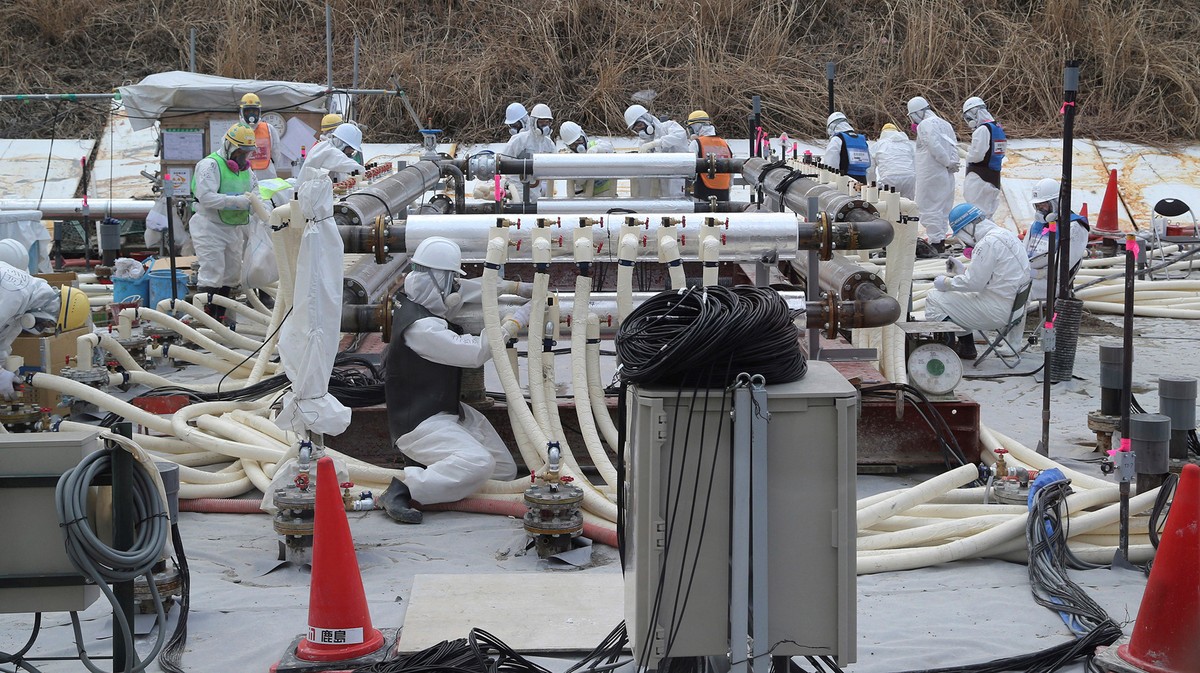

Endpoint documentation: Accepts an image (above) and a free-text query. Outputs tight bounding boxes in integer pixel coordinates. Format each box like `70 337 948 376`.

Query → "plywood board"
397 572 624 652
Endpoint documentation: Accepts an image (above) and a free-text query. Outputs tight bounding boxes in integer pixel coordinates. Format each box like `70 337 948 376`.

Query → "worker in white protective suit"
962 97 1007 219
559 121 616 198
273 123 365 439
0 257 89 399
500 103 556 203
624 104 689 198
821 111 871 184
926 203 1031 360
907 96 960 256
868 123 916 200
1025 177 1090 302
378 237 533 523
189 123 260 325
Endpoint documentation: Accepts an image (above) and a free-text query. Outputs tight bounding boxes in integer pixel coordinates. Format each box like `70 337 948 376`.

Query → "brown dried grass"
1 0 1198 145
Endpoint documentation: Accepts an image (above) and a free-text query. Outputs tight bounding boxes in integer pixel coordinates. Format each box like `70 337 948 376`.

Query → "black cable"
157 523 190 673
616 286 806 388
0 613 42 673
34 103 60 212
1148 471 1179 550
216 307 292 394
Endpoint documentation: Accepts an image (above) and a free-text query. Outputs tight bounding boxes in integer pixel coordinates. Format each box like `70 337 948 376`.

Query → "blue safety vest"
836 132 870 182
967 122 1006 187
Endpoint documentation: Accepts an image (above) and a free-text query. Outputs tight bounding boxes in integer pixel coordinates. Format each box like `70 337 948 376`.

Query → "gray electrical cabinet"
0 431 103 614
624 360 857 668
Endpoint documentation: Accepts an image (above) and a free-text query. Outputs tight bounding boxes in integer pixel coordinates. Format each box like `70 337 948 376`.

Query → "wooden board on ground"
397 573 623 653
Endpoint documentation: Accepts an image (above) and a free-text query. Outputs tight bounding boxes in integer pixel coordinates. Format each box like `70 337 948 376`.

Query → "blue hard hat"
950 203 984 233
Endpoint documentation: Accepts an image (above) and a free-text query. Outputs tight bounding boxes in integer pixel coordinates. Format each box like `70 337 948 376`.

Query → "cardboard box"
151 256 197 272
35 272 78 289
10 326 90 414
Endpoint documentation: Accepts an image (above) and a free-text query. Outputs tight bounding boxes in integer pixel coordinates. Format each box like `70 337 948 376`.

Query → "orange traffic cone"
1096 169 1121 233
1116 463 1200 672
1080 203 1089 221
272 457 387 671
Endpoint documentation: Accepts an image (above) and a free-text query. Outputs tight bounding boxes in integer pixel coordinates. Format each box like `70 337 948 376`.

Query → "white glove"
639 140 661 153
514 282 535 298
471 183 495 200
227 194 251 209
933 275 949 292
0 369 17 401
946 257 965 275
501 301 534 339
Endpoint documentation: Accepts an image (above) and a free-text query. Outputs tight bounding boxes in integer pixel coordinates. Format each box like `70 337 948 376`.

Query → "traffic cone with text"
290 456 385 665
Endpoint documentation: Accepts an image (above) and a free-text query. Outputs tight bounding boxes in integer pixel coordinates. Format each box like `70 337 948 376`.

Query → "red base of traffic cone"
271 629 398 673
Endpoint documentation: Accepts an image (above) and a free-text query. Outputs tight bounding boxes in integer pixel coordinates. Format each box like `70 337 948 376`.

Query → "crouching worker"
379 236 533 523
925 203 1030 360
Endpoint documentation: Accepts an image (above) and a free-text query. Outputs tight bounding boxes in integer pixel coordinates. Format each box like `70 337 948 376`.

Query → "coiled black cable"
615 286 806 388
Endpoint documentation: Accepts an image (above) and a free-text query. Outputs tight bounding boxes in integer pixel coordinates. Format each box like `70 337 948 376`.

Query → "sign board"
161 129 205 162
208 118 239 153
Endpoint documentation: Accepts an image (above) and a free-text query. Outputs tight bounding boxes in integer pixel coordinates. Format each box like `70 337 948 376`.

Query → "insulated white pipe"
193 293 272 326
856 463 979 530
585 314 620 451
660 234 686 289
154 298 265 351
616 233 638 324
570 275 618 491
701 236 721 287
119 307 277 372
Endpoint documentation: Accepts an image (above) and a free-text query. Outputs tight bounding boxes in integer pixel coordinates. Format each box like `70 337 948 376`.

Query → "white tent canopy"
118 71 329 132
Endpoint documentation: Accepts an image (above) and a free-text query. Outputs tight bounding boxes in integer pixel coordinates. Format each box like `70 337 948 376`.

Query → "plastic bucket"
111 275 150 304
148 268 189 308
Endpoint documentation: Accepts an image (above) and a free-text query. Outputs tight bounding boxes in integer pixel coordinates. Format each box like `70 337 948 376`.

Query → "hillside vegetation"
2 0 1197 144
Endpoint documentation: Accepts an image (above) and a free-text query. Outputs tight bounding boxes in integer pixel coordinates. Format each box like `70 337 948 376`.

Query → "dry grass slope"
1 0 1198 145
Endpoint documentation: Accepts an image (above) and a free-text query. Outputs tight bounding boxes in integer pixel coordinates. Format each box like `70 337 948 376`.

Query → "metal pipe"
343 253 407 304
440 162 466 214
189 28 197 73
332 160 442 226
0 198 153 219
484 199 749 215
338 223 405 257
742 157 880 224
352 35 360 89
0 93 118 102
465 153 743 180
826 61 836 115
402 212 802 263
325 3 333 89
791 252 885 300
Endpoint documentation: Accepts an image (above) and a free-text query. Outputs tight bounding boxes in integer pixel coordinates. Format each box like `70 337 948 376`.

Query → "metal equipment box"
624 360 858 668
0 431 102 613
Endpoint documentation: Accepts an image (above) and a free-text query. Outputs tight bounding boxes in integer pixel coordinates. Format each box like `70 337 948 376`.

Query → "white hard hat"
0 238 28 270
826 111 847 127
559 121 584 146
907 96 930 116
963 96 986 114
1030 178 1060 205
331 123 363 152
504 102 528 125
624 104 648 129
529 103 553 120
411 236 464 275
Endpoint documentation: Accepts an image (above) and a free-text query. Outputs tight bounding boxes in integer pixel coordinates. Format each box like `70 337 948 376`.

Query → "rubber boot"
379 478 423 524
915 239 938 259
198 286 225 322
955 333 978 360
218 286 235 328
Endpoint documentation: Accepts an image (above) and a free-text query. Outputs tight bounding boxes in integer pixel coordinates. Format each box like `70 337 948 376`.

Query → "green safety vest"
191 152 252 225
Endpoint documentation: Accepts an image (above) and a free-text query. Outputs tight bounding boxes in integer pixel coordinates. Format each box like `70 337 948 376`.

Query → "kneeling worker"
0 250 89 399
926 203 1030 360
379 236 533 523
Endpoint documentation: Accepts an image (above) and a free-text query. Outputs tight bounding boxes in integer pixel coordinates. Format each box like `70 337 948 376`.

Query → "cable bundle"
615 285 806 388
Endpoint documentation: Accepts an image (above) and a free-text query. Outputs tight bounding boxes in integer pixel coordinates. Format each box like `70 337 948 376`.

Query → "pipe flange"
380 302 393 343
818 212 833 261
274 486 317 509
59 366 111 387
823 293 840 340
273 513 315 537
133 566 182 603
373 215 389 264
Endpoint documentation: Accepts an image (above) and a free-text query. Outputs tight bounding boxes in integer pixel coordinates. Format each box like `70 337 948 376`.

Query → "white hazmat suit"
0 262 60 398
910 107 960 244
1025 215 1090 301
631 113 689 197
926 218 1030 332
500 120 556 202
390 272 519 505
190 148 259 290
273 136 363 437
964 109 1005 218
869 127 917 200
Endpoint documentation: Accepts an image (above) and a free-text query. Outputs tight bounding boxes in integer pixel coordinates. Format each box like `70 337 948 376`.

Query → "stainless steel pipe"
466 153 744 180
343 253 407 304
0 199 154 219
332 160 442 227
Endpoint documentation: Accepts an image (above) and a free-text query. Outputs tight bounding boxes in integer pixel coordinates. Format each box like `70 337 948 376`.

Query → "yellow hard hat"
240 93 261 107
225 123 257 148
687 110 711 125
321 113 343 133
881 123 899 133
57 286 89 331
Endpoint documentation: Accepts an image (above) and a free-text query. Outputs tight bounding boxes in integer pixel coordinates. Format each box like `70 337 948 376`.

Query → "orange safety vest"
249 122 272 171
696 135 733 190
